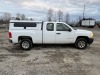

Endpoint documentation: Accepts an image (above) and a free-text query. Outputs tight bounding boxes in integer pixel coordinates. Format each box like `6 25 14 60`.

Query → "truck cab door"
43 23 55 44
55 23 74 44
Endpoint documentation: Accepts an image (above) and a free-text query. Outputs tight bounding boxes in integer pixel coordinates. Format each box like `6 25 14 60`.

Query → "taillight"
8 32 12 38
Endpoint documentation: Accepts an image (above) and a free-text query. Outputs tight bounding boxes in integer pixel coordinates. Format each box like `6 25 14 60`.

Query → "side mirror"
68 29 72 32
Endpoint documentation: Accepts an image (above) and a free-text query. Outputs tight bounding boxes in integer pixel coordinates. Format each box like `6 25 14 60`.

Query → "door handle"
56 33 61 34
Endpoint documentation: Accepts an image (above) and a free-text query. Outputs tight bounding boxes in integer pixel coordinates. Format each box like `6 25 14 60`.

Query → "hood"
74 29 93 38
76 29 91 33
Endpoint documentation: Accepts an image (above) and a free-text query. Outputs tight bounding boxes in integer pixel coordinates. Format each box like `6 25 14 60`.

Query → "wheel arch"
18 36 33 44
76 36 89 44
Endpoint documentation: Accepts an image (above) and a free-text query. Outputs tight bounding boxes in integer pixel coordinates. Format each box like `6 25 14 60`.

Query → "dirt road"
0 27 100 75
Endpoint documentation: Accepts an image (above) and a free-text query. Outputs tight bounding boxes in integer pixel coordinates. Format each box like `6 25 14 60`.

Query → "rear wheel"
75 38 88 49
20 39 32 50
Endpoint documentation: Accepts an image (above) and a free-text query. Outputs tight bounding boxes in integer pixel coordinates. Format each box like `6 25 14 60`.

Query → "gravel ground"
0 26 100 75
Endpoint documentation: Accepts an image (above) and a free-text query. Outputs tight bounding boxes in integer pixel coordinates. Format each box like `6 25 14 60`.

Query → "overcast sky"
0 0 100 21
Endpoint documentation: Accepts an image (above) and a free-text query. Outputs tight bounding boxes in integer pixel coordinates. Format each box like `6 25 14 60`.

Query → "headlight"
90 32 93 38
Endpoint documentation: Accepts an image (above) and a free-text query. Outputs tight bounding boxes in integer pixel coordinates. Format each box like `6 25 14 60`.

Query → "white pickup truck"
9 20 94 50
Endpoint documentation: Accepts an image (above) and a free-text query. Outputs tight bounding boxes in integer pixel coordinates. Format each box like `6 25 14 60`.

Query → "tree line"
0 9 83 25
0 13 29 24
47 8 70 24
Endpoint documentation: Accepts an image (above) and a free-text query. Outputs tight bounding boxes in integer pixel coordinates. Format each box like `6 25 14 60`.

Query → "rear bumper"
89 38 94 44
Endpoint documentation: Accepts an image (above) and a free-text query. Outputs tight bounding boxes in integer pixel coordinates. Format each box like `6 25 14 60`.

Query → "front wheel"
20 39 32 50
75 38 88 49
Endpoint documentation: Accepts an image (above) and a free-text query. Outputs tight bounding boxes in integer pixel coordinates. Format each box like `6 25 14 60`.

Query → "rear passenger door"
43 23 56 44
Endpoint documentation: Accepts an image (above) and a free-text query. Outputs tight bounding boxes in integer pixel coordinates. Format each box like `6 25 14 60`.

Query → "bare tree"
0 16 3 24
78 16 82 21
53 12 57 22
47 8 53 21
65 13 70 24
16 13 21 20
3 13 11 24
2 13 11 30
25 18 29 20
21 14 26 20
30 18 34 21
57 10 63 22
16 13 26 20
77 16 82 26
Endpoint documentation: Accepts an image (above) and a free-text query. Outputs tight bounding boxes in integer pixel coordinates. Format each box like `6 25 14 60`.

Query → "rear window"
14 22 37 27
47 23 54 31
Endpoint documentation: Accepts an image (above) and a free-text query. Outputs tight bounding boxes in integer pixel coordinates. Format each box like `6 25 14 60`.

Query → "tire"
75 38 88 49
20 39 32 50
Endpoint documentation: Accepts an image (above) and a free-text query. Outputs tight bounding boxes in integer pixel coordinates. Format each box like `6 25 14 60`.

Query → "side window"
56 23 70 31
14 23 37 27
47 23 54 31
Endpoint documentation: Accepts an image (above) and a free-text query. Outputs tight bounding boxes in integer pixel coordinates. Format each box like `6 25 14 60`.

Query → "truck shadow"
6 44 25 53
33 44 75 50
6 44 75 52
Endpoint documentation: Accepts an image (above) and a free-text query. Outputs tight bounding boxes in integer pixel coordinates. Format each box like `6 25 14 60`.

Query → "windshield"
66 23 77 30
